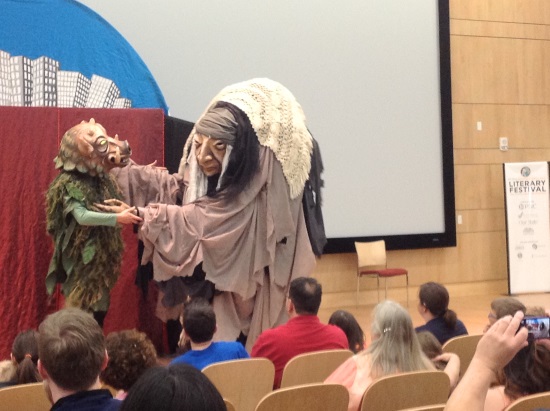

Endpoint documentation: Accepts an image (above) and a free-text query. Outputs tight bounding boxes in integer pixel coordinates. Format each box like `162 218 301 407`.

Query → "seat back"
355 241 387 273
503 391 550 411
442 334 483 377
0 382 50 411
224 398 236 411
255 383 349 411
202 358 274 411
360 370 450 411
280 349 353 388
400 405 446 411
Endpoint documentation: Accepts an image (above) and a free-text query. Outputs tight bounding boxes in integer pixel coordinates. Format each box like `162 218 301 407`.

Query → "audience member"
120 364 226 411
444 311 528 411
484 297 526 333
325 300 460 411
251 277 348 388
525 305 547 316
170 298 249 370
9 329 41 385
484 338 550 410
0 360 16 388
415 282 468 344
328 310 366 353
101 329 158 400
37 307 120 411
416 330 447 371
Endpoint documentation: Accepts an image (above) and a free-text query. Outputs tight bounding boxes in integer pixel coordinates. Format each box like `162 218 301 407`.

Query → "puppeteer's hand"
116 207 143 225
94 199 131 214
474 311 528 375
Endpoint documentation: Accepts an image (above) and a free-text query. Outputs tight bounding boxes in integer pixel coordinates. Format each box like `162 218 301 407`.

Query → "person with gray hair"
325 300 460 411
37 308 120 410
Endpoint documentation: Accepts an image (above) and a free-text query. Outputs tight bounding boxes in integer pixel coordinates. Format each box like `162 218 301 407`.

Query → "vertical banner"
504 162 550 294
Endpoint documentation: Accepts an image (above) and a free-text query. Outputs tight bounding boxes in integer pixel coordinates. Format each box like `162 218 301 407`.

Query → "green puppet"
45 119 141 325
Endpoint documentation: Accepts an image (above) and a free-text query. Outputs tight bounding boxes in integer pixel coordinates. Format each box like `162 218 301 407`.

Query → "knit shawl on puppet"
179 78 313 201
113 78 317 349
45 172 123 311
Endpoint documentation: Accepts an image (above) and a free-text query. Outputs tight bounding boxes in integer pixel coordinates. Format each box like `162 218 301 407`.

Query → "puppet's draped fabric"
114 146 316 349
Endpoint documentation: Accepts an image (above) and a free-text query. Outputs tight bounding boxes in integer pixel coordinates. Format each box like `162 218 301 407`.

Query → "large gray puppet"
105 78 324 349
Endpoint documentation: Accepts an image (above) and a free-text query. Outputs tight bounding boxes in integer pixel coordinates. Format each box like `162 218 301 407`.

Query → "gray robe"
114 145 316 350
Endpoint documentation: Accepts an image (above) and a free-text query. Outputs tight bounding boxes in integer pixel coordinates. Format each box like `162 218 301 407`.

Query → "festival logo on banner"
504 162 550 294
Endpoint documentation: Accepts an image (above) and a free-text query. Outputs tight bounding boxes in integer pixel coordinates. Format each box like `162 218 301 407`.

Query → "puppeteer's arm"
111 160 183 207
71 202 141 226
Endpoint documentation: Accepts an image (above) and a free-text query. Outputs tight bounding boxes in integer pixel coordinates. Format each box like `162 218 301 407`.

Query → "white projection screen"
79 0 456 252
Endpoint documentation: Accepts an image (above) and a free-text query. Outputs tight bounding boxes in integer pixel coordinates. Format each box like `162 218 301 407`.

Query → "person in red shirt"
251 277 348 388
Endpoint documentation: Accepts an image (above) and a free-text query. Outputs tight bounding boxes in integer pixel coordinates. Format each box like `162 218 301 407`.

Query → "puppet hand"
146 159 168 172
94 198 132 214
116 207 143 225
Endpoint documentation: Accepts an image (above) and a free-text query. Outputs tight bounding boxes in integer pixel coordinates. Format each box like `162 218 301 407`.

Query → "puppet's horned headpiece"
54 118 132 177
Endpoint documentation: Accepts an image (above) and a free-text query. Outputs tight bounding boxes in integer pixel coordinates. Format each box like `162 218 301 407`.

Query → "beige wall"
315 0 550 307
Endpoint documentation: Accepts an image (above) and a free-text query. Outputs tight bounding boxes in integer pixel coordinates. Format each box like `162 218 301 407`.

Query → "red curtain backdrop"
0 107 166 358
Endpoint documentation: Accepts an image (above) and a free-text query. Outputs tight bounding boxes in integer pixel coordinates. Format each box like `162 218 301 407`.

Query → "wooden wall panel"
456 209 505 233
451 36 550 104
454 149 550 165
451 20 550 40
453 104 550 149
450 0 550 24
455 164 504 210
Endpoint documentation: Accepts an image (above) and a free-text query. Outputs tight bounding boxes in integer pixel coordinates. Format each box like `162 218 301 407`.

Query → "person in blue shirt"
415 282 468 345
170 298 249 370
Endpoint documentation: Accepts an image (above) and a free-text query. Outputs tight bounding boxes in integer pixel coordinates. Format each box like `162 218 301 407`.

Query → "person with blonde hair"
325 300 459 411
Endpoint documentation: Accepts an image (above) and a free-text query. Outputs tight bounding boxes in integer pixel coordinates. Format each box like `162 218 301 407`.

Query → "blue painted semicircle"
0 0 168 112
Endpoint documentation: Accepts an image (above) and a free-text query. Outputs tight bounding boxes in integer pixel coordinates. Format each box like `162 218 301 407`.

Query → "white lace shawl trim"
179 78 313 200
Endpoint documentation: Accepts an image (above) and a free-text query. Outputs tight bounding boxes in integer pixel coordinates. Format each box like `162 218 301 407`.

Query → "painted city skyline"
0 50 132 108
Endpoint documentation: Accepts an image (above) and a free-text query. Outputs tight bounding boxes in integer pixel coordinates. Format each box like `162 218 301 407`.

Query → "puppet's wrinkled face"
194 133 227 176
54 119 132 176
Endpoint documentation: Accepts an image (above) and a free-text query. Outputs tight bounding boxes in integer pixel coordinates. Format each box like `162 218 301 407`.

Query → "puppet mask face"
54 118 132 176
194 133 227 177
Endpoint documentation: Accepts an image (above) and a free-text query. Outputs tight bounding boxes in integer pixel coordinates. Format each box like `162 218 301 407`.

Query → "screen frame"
323 0 455 253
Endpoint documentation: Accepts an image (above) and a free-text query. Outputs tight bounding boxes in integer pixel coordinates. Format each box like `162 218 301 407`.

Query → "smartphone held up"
520 316 550 341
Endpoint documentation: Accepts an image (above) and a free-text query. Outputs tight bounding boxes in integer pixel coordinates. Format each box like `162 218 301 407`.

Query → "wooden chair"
0 382 50 411
503 391 550 411
355 240 408 306
255 383 349 411
279 349 353 388
360 370 450 411
202 358 274 411
224 398 236 411
442 334 483 377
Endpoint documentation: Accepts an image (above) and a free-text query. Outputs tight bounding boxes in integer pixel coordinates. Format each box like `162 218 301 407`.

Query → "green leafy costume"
45 171 124 312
